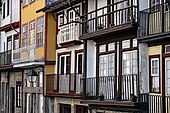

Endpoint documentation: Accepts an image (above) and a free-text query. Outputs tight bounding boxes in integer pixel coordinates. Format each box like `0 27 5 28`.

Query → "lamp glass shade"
27 69 38 83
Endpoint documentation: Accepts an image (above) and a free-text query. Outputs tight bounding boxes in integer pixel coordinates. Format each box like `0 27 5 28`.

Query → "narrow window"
16 81 22 107
7 0 9 16
29 21 35 45
37 17 43 46
3 3 5 19
22 24 27 47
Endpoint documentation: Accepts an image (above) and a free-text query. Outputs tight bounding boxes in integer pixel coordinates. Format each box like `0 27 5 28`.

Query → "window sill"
30 0 35 5
22 4 28 8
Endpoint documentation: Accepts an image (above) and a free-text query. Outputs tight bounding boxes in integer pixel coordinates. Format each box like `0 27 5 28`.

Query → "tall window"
22 24 27 47
59 54 71 75
77 53 83 74
30 21 35 45
99 43 115 77
16 82 22 107
166 60 170 95
3 3 5 19
37 17 43 46
13 35 19 50
150 57 160 92
7 0 9 16
23 0 28 6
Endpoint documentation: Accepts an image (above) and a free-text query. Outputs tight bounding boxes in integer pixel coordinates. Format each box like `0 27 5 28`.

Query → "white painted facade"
0 0 20 52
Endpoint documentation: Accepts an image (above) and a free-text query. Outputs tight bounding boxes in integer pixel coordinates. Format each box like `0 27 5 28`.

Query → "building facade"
39 0 88 113
139 0 170 112
0 0 20 113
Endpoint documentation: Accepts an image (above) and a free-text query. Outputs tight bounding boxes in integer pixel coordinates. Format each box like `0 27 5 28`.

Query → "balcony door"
7 37 12 64
68 7 80 41
59 54 71 93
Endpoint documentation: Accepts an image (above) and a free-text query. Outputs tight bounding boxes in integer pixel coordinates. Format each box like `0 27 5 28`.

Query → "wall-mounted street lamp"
26 69 39 84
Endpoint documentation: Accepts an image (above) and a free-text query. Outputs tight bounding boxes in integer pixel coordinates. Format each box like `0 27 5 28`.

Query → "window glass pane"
66 56 71 74
99 44 106 53
108 42 115 51
133 39 137 47
122 40 130 49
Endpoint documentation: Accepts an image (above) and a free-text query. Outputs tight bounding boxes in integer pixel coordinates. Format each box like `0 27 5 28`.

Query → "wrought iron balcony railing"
82 74 138 101
46 73 83 95
13 44 44 64
140 3 170 37
81 1 137 34
139 94 170 113
59 21 80 44
0 50 11 66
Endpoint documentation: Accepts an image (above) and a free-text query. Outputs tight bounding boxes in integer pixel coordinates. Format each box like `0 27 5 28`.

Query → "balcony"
58 22 82 47
13 44 44 64
139 3 170 42
80 1 138 40
139 94 170 113
0 50 11 66
46 74 83 97
81 74 139 107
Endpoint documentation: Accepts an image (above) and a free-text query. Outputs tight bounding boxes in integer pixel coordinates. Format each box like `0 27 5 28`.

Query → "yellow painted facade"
21 1 45 60
21 1 56 75
46 13 56 61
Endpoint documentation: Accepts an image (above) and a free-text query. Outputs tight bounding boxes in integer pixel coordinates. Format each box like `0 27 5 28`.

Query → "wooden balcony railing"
0 50 11 66
46 74 83 95
12 44 44 64
59 22 80 44
82 74 138 101
140 3 170 37
81 1 137 34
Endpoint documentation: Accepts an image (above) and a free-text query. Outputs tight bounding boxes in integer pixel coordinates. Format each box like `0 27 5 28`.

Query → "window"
150 0 160 12
99 44 106 53
166 60 170 95
99 53 115 76
23 0 28 6
7 0 9 16
30 21 35 45
68 7 80 22
122 50 138 74
58 14 64 26
7 37 12 50
13 35 19 50
60 104 71 113
150 58 160 92
77 53 83 74
16 82 22 107
122 39 130 49
165 44 170 53
37 17 43 46
3 3 5 19
22 24 27 47
60 55 71 75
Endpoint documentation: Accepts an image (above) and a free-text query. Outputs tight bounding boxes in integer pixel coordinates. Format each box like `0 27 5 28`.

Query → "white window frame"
150 58 160 92
165 59 170 95
99 53 115 77
37 17 43 46
59 54 71 75
30 21 35 45
122 50 138 75
22 24 27 47
76 53 83 74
